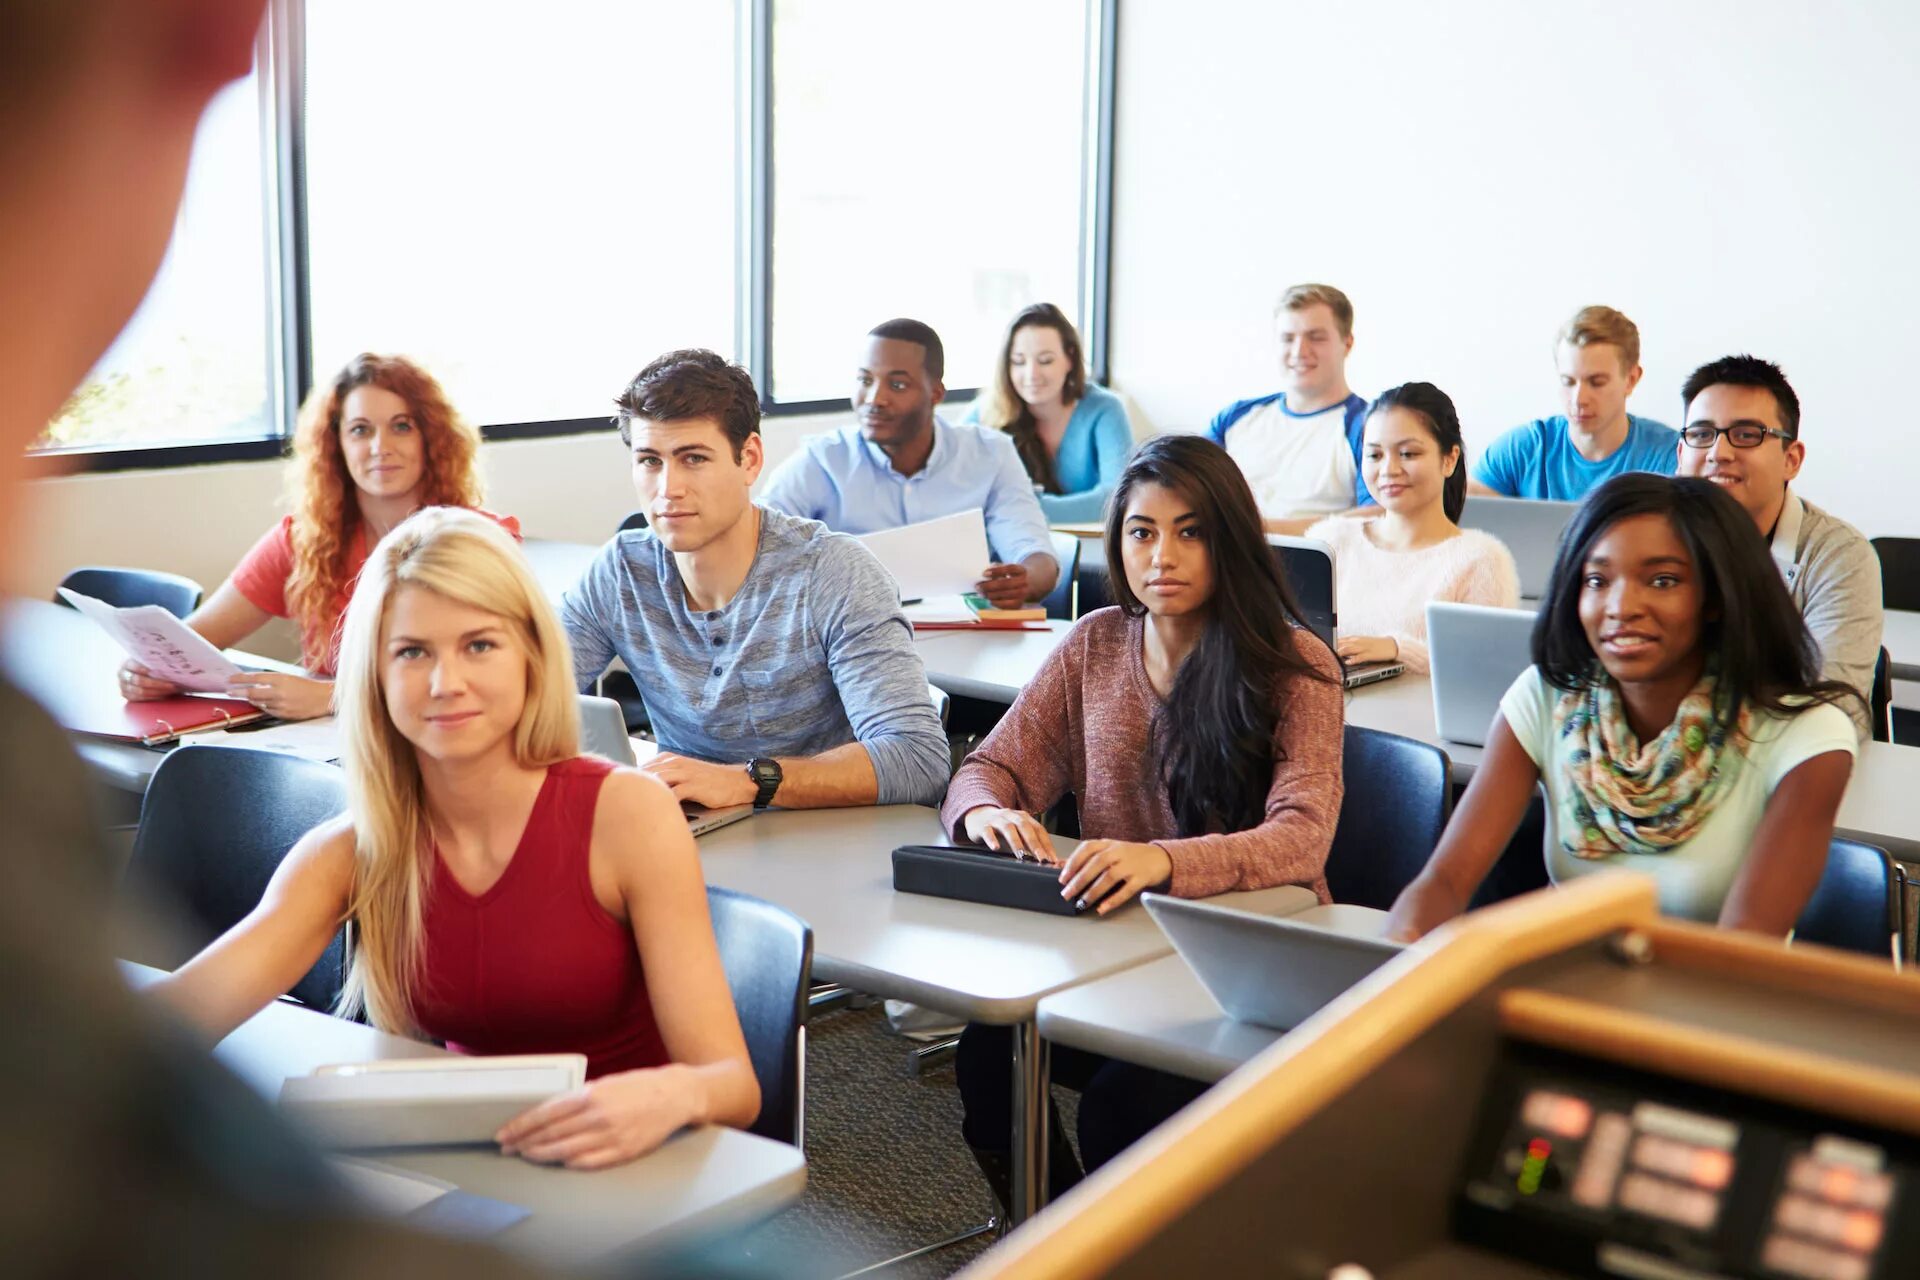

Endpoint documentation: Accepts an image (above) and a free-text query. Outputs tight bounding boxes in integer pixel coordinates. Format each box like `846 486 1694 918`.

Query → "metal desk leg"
1009 1019 1051 1225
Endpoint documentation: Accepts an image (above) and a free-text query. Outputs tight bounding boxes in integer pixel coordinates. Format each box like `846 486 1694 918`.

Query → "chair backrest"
58 565 204 619
1871 647 1893 744
928 682 951 729
1324 725 1453 910
577 693 638 765
1872 537 1920 612
1795 837 1902 962
123 745 349 1009
1042 530 1082 620
706 885 812 1146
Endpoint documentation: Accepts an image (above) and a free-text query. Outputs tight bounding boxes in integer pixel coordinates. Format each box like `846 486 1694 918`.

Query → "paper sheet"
327 1156 453 1215
58 588 242 693
196 716 344 762
855 509 991 602
901 594 978 625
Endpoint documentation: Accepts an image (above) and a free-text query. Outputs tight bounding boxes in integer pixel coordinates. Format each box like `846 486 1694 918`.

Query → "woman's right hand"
962 805 1059 863
118 658 182 701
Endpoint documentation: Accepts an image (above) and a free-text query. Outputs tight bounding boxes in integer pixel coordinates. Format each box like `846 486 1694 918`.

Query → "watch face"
749 759 781 784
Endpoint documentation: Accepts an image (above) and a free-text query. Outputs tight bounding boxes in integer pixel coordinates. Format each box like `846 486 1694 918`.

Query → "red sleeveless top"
412 756 667 1079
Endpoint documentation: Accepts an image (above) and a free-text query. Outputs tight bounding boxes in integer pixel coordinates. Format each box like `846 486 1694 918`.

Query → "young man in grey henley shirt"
1675 354 1883 739
563 349 951 809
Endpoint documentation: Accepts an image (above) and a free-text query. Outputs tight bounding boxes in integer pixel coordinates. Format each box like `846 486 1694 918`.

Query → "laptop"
1424 602 1536 746
1267 535 1336 649
1457 495 1579 601
1144 894 1404 1032
576 694 753 837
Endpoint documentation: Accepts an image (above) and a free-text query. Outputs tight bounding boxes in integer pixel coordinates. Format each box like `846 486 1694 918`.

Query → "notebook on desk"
1144 895 1403 1032
578 693 754 837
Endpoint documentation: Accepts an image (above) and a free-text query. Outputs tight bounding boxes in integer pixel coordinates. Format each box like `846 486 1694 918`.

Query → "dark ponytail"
1368 382 1467 523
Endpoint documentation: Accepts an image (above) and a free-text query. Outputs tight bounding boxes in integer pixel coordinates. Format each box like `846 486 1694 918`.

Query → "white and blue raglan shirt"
1206 391 1372 518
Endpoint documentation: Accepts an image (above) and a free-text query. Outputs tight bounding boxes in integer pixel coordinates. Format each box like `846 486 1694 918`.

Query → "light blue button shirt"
757 416 1058 570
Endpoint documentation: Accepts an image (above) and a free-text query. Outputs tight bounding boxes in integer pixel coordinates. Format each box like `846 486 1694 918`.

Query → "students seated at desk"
1207 282 1374 537
961 302 1133 523
1674 354 1881 740
1471 305 1679 501
118 353 519 721
940 434 1344 1205
1386 475 1860 942
154 509 759 1167
1307 382 1520 674
757 318 1060 608
562 349 949 809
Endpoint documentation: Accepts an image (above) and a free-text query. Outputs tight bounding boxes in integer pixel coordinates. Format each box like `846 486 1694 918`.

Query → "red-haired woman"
117 353 519 720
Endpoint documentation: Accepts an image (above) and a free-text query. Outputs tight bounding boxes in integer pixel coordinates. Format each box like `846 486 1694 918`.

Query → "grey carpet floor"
728 1002 1082 1280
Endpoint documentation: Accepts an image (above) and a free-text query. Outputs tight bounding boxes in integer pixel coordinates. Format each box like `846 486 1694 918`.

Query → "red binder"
63 691 265 746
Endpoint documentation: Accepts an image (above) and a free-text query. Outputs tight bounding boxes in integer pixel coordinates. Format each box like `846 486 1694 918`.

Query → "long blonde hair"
286 354 484 670
331 507 580 1034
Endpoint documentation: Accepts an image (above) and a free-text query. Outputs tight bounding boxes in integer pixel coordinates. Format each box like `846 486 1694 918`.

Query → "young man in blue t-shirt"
1471 305 1679 501
1207 283 1374 536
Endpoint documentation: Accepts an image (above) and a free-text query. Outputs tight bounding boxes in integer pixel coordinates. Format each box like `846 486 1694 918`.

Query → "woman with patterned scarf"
1387 473 1860 940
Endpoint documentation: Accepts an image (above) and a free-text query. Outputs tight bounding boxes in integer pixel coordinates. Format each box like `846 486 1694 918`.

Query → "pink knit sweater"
1303 518 1521 675
939 608 1345 901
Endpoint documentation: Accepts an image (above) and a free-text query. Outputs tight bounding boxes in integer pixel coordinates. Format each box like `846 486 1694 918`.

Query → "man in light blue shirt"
757 319 1061 607
1471 305 1679 500
563 349 951 809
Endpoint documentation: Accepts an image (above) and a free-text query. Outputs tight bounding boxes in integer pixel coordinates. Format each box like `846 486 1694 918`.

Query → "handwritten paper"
58 588 243 693
855 508 992 602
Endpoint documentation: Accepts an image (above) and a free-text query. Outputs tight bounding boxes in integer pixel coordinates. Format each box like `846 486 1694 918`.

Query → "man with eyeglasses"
1675 354 1881 739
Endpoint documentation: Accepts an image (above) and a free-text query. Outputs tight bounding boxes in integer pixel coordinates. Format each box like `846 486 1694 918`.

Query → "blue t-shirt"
1472 414 1679 500
960 383 1135 523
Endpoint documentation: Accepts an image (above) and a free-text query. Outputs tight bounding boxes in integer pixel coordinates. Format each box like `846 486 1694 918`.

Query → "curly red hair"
285 354 485 668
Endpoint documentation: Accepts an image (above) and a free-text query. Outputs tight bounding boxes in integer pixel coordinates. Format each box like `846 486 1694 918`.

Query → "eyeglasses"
1680 423 1794 449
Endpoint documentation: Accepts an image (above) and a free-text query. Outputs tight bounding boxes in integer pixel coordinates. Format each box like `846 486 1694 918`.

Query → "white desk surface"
1347 672 1920 860
913 620 1071 705
694 805 1320 1024
1033 904 1388 1083
122 963 804 1267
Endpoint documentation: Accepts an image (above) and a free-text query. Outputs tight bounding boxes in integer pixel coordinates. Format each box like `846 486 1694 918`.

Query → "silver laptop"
1425 602 1536 747
1457 495 1579 601
1144 895 1404 1032
576 694 753 837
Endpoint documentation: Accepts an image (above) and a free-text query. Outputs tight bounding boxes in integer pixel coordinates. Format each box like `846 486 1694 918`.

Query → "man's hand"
975 562 1031 609
642 751 758 808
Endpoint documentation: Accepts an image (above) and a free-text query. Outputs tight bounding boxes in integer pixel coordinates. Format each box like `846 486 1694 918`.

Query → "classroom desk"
913 621 1071 705
692 804 1318 1223
120 963 805 1267
1033 904 1387 1085
1345 672 1920 863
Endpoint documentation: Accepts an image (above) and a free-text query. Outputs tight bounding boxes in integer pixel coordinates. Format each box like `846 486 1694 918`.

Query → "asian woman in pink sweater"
1307 382 1520 674
942 433 1345 1208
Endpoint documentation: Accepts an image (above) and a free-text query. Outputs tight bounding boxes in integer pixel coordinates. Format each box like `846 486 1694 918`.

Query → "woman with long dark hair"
1386 473 1859 940
1307 383 1520 672
967 302 1133 522
943 433 1344 1206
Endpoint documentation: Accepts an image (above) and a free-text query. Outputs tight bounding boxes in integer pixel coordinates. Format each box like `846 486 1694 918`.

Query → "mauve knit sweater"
940 607 1345 901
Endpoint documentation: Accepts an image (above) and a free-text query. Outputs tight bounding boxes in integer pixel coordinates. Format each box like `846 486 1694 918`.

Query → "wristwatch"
746 757 783 809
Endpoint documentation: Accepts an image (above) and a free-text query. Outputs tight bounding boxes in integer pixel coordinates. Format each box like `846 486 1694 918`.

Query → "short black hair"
1680 354 1800 440
867 318 944 382
1533 473 1857 732
613 348 760 458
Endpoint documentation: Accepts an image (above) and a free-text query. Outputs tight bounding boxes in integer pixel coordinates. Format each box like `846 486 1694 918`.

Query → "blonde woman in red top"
117 353 518 720
154 508 757 1167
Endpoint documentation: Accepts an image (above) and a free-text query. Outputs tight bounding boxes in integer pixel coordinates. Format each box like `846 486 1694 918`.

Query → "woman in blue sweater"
968 303 1134 522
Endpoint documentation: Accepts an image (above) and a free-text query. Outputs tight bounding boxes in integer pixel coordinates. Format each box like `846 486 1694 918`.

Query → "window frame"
36 0 1117 473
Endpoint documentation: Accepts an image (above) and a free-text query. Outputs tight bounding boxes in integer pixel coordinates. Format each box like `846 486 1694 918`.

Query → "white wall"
1110 0 1920 535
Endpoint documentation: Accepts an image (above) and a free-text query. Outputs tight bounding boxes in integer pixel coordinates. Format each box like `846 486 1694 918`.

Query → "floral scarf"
1551 663 1754 860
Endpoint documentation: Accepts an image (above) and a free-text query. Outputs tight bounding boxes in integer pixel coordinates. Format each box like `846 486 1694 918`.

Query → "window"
303 2 738 428
34 71 276 455
765 0 1097 407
